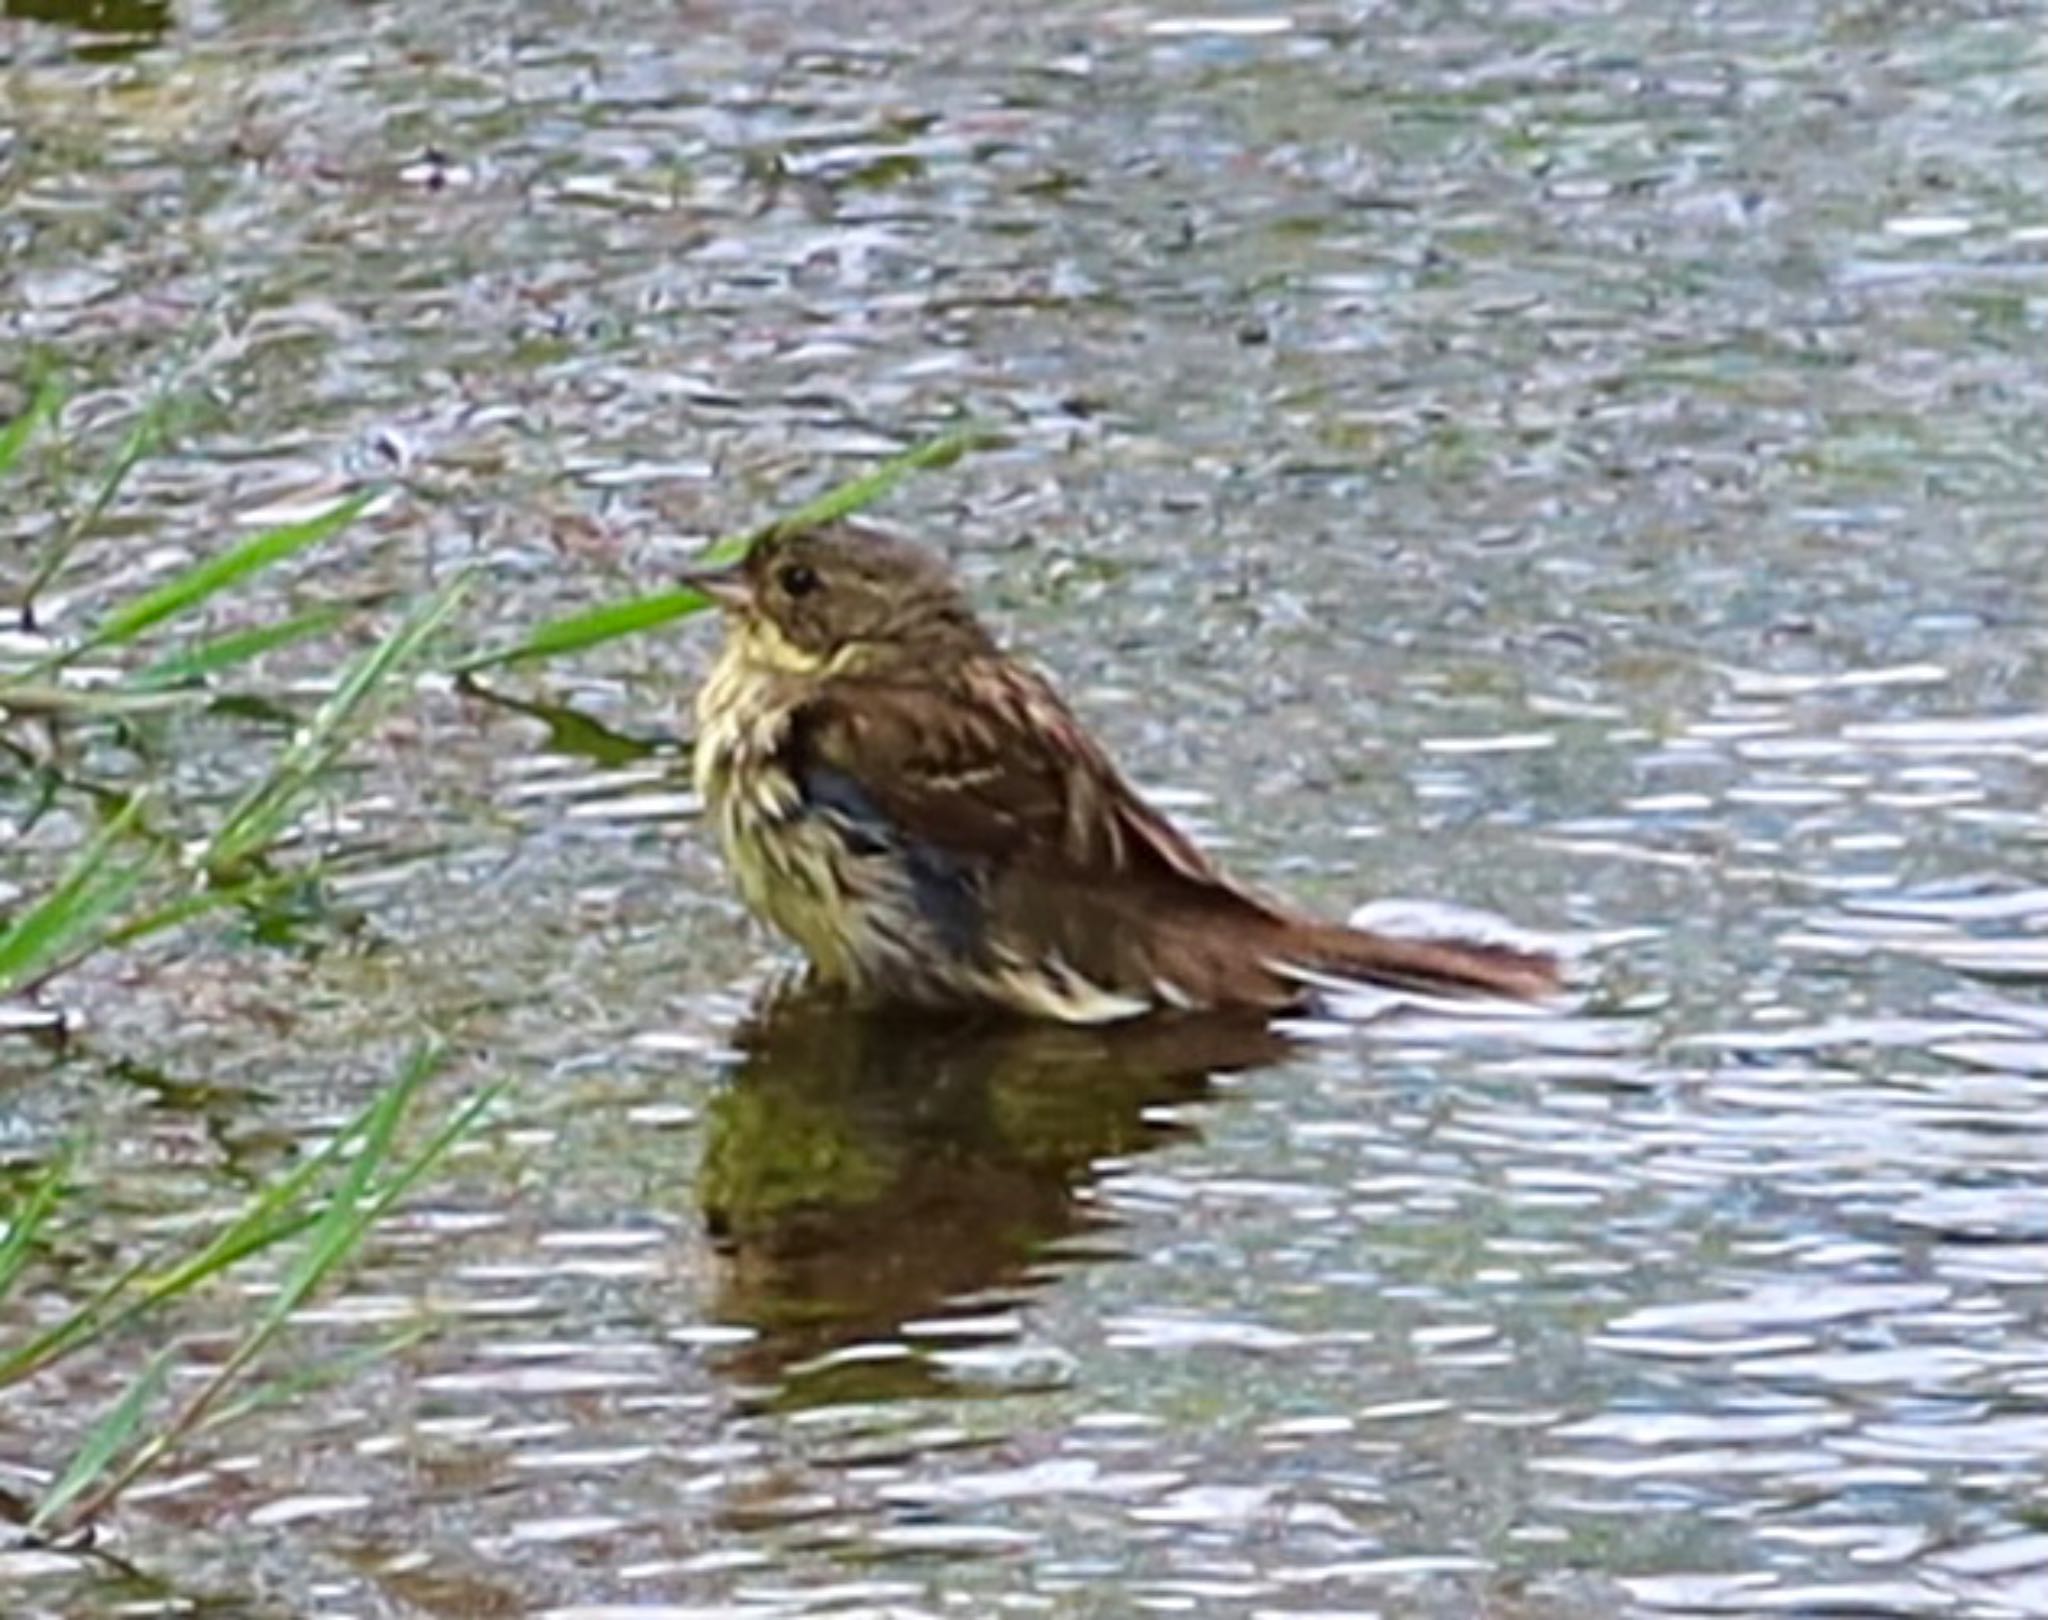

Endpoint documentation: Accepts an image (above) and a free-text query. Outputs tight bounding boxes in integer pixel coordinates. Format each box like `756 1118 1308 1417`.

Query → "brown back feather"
797 658 1557 1009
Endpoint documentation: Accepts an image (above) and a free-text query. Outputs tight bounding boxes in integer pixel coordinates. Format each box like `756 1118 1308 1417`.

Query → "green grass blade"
266 1044 437 1317
0 1255 180 1393
0 795 155 996
448 586 710 673
178 1078 507 1435
199 1321 435 1438
747 424 992 543
0 855 360 1011
0 683 209 717
449 425 992 673
307 579 471 741
0 1148 73 1300
79 397 172 536
0 1073 402 1389
0 376 63 483
20 390 178 618
205 572 472 872
60 491 374 668
353 1073 508 1227
133 1055 443 1312
127 604 350 691
0 861 152 995
15 1050 505 1530
30 1346 173 1533
102 860 335 953
58 1047 478 1528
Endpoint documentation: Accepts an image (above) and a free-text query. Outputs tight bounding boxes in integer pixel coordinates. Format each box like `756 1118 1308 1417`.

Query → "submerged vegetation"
0 376 500 1545
0 375 984 1551
2 1044 504 1538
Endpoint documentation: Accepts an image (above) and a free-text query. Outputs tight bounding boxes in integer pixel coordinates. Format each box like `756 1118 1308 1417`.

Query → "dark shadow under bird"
686 523 1558 1023
699 984 1296 1395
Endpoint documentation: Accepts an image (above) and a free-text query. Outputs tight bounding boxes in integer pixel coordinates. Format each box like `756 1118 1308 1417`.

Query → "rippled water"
3 0 2045 1615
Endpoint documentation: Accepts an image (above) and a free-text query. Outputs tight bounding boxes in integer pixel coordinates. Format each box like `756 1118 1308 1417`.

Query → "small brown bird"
686 523 1557 1023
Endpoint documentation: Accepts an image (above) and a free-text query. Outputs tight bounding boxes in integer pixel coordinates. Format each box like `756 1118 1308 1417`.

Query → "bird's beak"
680 560 750 612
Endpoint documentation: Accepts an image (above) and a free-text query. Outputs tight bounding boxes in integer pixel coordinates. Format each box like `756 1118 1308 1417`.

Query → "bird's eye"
777 563 821 599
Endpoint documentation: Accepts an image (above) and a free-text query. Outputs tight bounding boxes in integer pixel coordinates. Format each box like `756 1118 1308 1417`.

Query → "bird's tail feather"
1270 921 1560 1003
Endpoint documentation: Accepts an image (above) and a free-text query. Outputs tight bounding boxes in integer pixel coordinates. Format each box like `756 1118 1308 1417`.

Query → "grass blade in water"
0 683 208 718
29 1347 174 1533
18 389 178 622
748 425 991 543
127 604 351 691
0 376 62 483
57 1046 496 1529
0 795 155 997
205 571 472 873
0 1063 417 1389
0 1148 73 1299
47 490 376 675
200 1321 434 1438
451 425 991 672
103 860 341 956
350 1073 508 1228
448 586 709 673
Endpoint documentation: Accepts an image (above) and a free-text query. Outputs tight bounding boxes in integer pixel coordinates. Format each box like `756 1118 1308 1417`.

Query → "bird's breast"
692 643 800 818
693 647 875 983
690 645 1161 1022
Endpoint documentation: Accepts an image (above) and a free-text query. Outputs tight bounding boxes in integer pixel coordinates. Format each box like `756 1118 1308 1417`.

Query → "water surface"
2 0 2045 1615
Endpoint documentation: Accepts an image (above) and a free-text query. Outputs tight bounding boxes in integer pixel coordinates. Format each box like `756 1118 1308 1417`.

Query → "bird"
685 522 1559 1023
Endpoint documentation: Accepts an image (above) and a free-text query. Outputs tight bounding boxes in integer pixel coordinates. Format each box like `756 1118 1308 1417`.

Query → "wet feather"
690 522 1560 1020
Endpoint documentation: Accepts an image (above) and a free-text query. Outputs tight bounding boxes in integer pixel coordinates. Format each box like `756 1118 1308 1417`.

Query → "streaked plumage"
688 523 1557 1022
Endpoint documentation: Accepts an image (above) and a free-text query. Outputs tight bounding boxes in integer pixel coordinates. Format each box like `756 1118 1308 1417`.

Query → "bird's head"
683 523 994 675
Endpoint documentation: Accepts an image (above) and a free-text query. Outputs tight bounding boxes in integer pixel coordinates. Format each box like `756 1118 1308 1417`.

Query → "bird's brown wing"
787 658 1259 898
786 661 1557 1008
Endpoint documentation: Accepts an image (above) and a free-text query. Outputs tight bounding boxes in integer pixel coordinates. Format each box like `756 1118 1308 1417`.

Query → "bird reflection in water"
698 985 1296 1404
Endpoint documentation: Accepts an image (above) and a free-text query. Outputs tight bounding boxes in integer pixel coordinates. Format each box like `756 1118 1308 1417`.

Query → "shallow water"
3 0 2045 1616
